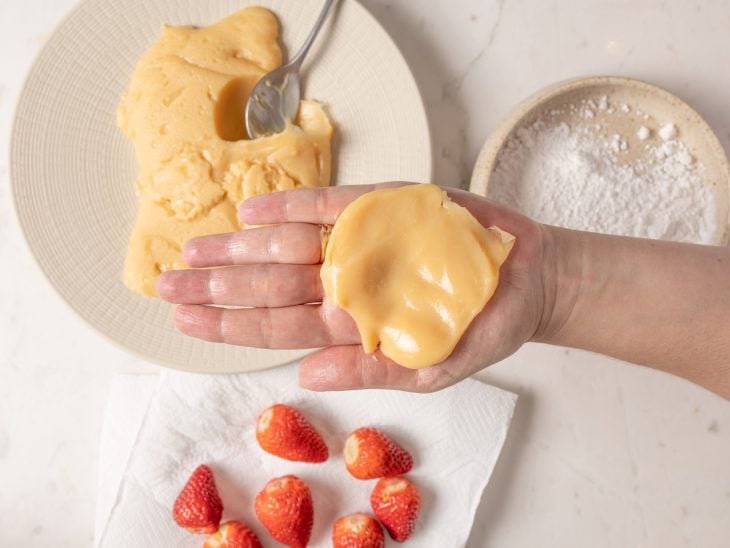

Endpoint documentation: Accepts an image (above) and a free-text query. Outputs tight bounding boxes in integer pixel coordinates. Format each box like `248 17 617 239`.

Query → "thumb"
298 346 425 391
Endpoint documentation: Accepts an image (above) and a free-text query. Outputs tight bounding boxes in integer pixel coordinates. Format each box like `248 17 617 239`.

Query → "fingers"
186 184 419 267
173 303 360 348
298 346 454 392
183 223 323 268
157 264 323 307
238 182 408 225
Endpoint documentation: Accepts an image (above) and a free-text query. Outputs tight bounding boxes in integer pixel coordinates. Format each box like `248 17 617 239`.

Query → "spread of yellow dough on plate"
118 7 333 296
320 184 515 369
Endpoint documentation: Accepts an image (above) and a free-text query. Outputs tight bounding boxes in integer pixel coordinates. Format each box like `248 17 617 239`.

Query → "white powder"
488 110 718 243
659 123 678 141
637 126 651 140
610 134 629 153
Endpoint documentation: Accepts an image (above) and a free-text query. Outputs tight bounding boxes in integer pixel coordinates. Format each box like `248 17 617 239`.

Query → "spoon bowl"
245 0 338 139
245 66 301 138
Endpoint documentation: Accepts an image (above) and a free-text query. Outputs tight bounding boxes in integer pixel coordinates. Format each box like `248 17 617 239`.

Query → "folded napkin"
97 365 517 547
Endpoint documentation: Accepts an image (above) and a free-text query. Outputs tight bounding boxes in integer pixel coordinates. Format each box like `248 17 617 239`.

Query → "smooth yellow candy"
119 7 332 295
320 184 515 369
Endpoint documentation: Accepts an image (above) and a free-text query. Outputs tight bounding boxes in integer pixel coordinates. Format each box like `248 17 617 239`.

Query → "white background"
1 0 729 546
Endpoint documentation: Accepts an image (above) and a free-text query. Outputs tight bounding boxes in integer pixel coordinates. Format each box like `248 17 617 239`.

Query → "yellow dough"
118 7 332 295
320 184 515 369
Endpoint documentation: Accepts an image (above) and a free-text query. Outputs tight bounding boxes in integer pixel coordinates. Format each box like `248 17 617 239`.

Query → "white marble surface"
1 0 729 546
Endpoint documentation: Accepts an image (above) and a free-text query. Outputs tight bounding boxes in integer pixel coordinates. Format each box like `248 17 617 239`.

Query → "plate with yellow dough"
11 0 432 372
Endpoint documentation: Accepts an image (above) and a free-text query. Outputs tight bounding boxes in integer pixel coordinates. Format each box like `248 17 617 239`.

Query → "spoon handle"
291 0 339 67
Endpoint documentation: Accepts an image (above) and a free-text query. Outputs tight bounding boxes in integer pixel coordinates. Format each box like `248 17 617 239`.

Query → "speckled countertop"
1 0 729 546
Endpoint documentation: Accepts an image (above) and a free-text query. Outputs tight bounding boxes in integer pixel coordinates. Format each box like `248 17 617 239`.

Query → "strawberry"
344 428 413 480
203 520 262 548
172 464 223 534
332 513 385 548
254 475 313 547
370 476 421 542
256 404 329 463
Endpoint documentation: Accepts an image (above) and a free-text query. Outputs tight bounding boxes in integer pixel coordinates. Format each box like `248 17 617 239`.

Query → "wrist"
531 225 585 344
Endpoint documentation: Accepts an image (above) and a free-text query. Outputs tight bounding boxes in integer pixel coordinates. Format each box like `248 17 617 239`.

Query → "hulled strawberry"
172 464 223 534
256 404 329 463
203 520 262 548
332 512 385 548
370 476 420 542
344 428 413 480
254 475 313 547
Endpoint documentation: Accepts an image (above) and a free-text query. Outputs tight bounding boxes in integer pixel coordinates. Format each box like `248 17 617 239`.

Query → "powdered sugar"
637 126 651 140
488 102 719 243
658 123 678 141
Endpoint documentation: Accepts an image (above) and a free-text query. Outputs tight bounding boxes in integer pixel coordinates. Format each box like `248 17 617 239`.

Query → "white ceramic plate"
11 0 432 372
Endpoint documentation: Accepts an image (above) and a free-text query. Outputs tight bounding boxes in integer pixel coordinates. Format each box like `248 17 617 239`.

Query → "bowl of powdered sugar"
471 76 730 244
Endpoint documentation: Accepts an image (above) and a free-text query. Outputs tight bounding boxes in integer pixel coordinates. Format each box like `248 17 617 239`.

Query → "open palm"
158 183 547 392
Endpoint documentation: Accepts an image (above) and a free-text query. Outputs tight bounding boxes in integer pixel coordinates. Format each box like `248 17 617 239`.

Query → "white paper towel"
94 374 158 540
97 365 517 547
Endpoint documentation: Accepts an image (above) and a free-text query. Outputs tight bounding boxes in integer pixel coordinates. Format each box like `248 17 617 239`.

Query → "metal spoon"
245 0 339 139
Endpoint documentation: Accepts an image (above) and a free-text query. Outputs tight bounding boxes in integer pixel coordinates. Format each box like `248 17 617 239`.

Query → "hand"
157 183 548 392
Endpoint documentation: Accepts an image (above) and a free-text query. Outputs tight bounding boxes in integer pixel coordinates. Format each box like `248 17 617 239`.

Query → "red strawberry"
203 520 262 548
254 475 313 547
344 428 413 480
256 404 329 463
172 464 223 534
370 476 421 542
332 513 385 548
